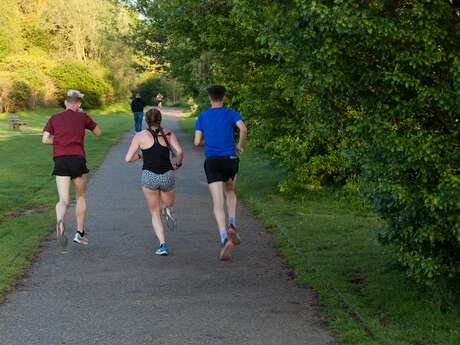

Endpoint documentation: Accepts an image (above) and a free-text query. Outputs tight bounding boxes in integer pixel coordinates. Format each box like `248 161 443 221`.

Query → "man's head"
135 93 141 98
207 85 226 103
65 89 83 110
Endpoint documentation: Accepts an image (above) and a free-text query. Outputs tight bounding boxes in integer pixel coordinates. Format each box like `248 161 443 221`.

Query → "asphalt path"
0 108 335 345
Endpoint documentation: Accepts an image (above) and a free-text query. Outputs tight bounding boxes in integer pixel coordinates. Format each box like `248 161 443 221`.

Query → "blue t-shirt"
195 107 242 158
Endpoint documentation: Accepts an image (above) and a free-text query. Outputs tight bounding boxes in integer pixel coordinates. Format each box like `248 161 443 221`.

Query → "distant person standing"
42 90 102 247
131 93 146 132
155 93 164 108
194 85 247 261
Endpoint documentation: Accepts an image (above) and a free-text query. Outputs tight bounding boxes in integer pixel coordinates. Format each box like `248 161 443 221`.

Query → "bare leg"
72 175 87 232
161 188 176 208
208 182 226 231
224 176 241 245
55 176 71 222
143 188 166 244
225 176 237 224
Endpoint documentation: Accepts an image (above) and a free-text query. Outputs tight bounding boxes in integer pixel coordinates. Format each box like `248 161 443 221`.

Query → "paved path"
0 109 334 345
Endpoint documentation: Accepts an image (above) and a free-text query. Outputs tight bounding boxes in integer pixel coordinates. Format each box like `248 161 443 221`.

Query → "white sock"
219 229 227 244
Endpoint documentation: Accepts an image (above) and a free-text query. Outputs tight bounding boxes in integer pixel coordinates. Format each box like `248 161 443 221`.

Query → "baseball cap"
66 89 84 99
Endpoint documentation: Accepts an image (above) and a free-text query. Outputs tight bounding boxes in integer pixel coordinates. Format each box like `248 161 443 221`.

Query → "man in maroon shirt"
42 90 102 247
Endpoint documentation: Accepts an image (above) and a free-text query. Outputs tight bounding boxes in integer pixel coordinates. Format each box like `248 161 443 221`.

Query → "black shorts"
204 156 239 184
53 155 89 179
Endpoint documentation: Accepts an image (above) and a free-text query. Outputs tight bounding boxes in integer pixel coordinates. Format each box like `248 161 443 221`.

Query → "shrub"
0 51 58 109
51 62 113 109
0 76 33 113
10 80 32 111
235 0 460 285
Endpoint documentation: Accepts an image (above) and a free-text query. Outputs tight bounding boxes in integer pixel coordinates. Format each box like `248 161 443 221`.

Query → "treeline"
135 0 460 286
0 0 138 111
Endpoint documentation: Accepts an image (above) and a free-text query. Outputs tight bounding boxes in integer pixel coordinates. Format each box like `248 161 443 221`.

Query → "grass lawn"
180 115 460 345
0 104 132 302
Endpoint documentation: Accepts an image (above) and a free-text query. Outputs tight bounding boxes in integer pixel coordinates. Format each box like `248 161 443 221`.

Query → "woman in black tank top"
141 127 174 174
125 108 184 256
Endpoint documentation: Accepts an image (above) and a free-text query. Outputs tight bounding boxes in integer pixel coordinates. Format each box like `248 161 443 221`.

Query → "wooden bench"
8 115 27 130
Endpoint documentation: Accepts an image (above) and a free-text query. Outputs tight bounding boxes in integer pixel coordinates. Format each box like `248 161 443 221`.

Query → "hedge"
51 62 114 109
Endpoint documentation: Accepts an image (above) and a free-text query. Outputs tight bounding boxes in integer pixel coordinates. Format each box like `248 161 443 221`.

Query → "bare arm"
194 130 203 146
42 131 54 145
91 126 102 137
168 131 184 168
125 135 141 163
235 120 247 154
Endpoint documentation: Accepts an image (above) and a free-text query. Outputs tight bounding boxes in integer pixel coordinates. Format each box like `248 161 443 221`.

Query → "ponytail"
145 108 175 156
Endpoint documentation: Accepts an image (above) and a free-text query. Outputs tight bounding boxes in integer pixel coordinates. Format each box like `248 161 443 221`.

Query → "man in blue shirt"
194 85 247 261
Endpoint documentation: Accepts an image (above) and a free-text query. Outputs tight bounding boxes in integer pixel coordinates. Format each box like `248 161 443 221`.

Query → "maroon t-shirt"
43 110 97 158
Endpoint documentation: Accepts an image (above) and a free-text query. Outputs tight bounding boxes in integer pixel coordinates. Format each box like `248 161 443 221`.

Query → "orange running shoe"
227 224 241 245
219 239 235 261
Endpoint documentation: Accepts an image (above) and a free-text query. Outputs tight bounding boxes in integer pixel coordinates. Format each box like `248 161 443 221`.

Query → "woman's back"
140 128 173 174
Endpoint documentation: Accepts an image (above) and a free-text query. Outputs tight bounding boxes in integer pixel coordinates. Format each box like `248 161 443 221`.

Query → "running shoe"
73 231 89 245
227 224 241 245
219 239 235 261
162 207 177 231
56 220 68 248
160 208 167 229
155 243 169 256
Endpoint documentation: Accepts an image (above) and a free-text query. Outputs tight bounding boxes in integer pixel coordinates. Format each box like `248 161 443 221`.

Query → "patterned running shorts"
141 170 175 192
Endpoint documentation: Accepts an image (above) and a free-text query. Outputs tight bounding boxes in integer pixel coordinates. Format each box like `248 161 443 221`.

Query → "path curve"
0 109 335 345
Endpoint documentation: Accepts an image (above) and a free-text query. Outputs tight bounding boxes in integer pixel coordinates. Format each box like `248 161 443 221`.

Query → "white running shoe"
56 220 68 248
73 232 89 245
162 207 177 231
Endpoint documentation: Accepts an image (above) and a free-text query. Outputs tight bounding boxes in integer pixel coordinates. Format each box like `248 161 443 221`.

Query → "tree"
0 0 23 59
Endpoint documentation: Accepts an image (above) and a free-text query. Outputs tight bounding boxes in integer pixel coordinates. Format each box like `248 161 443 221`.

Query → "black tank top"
141 128 174 174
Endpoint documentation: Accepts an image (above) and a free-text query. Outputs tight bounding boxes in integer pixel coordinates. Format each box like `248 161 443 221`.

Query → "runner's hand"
236 144 244 154
174 162 182 170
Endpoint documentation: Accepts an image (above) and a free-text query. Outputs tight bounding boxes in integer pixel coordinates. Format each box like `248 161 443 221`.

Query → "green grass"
0 104 132 301
180 115 460 345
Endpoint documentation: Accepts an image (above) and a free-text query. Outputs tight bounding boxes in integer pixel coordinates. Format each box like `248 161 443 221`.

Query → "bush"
10 80 32 111
238 0 460 285
0 51 58 109
0 73 33 112
0 56 116 112
51 62 114 109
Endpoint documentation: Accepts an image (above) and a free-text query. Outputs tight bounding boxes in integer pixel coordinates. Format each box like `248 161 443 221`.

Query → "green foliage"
137 0 460 286
235 146 460 345
0 50 57 110
135 75 185 106
0 0 23 59
136 76 163 103
9 80 32 110
0 0 139 112
51 63 113 109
